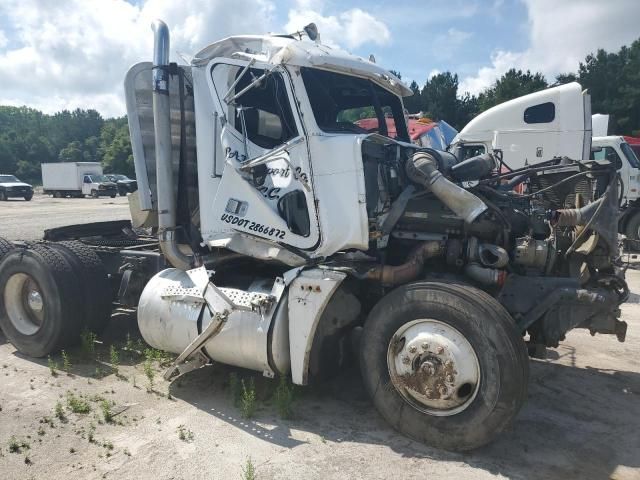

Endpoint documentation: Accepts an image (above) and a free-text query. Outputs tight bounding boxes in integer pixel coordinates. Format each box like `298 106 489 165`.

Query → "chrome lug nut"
402 356 411 365
421 342 429 351
408 345 417 354
436 346 444 355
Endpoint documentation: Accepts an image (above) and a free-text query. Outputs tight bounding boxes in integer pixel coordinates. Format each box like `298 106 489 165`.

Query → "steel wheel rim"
4 273 45 335
387 319 480 416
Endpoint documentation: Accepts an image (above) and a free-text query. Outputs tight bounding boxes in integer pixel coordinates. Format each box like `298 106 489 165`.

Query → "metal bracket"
163 309 229 380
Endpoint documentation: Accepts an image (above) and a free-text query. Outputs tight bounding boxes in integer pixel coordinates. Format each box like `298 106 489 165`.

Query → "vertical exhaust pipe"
151 19 194 270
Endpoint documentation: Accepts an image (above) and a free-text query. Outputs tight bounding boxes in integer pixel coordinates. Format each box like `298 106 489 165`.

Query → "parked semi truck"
0 21 628 451
451 88 640 246
42 162 118 198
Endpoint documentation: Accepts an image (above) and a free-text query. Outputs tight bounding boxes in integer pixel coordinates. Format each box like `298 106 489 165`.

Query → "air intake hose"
406 151 488 223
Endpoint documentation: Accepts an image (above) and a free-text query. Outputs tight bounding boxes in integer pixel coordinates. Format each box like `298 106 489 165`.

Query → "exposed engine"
355 138 628 352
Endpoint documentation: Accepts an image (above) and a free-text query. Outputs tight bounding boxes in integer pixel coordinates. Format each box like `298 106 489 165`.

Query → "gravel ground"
0 192 130 241
0 196 639 480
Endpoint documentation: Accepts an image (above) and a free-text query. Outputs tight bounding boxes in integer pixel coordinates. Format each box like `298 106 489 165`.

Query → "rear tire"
624 210 640 252
0 245 84 357
48 241 112 334
0 191 7 201
24 194 33 201
53 191 62 199
360 281 528 451
0 237 14 262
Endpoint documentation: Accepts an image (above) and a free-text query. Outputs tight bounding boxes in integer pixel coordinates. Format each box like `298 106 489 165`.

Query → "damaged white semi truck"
0 21 629 451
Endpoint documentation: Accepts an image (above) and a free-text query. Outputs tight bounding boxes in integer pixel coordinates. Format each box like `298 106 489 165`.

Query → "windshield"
621 142 640 168
0 175 19 183
300 67 409 141
108 174 128 181
90 175 111 183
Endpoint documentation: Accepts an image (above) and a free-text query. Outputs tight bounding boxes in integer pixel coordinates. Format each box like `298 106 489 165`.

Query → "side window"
213 65 298 150
591 146 620 164
524 102 555 124
83 176 91 184
459 145 486 160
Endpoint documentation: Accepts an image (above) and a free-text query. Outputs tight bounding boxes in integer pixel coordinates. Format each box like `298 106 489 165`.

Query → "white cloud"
432 28 472 60
0 0 276 117
285 5 391 50
460 0 640 95
0 0 391 117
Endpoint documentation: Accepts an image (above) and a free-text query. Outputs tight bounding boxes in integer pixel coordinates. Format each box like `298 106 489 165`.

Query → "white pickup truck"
449 84 640 245
42 162 118 199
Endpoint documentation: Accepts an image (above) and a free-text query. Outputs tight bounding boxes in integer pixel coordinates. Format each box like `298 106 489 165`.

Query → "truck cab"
450 82 592 168
82 174 117 198
591 136 640 203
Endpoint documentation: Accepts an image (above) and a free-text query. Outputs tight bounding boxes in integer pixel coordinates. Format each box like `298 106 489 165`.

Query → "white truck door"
452 82 591 170
200 60 320 251
82 175 92 196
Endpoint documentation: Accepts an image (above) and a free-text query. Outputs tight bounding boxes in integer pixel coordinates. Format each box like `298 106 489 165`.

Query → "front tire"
91 190 98 198
360 281 528 451
24 194 33 201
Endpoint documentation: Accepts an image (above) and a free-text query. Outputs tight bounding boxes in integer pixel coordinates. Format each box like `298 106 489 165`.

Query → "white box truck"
41 162 118 198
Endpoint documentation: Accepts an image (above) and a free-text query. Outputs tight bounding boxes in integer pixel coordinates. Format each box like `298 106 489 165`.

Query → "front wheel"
91 190 98 198
24 194 33 201
360 281 528 451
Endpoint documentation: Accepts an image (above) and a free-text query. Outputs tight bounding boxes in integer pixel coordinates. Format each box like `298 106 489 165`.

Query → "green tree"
403 80 423 114
421 72 460 124
58 140 84 163
478 69 548 111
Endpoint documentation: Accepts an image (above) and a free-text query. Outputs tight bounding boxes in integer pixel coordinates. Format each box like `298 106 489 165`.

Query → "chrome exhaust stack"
151 19 194 270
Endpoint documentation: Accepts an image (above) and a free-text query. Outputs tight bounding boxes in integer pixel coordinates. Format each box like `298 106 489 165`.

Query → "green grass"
47 356 58 376
61 350 71 374
87 423 96 443
54 401 66 422
80 330 97 358
242 456 257 480
66 392 91 414
177 425 194 442
110 345 120 374
229 372 241 407
240 378 257 419
274 376 295 419
8 436 30 454
143 357 155 392
100 400 113 423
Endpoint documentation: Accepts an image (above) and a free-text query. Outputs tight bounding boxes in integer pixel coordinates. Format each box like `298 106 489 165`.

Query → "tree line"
0 107 134 184
400 37 640 135
1 37 639 184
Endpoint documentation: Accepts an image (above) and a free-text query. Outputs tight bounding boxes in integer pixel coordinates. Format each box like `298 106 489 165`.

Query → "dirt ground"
0 193 130 241
0 196 639 480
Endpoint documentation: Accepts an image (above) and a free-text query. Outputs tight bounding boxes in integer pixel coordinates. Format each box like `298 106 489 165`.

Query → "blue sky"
0 0 638 117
